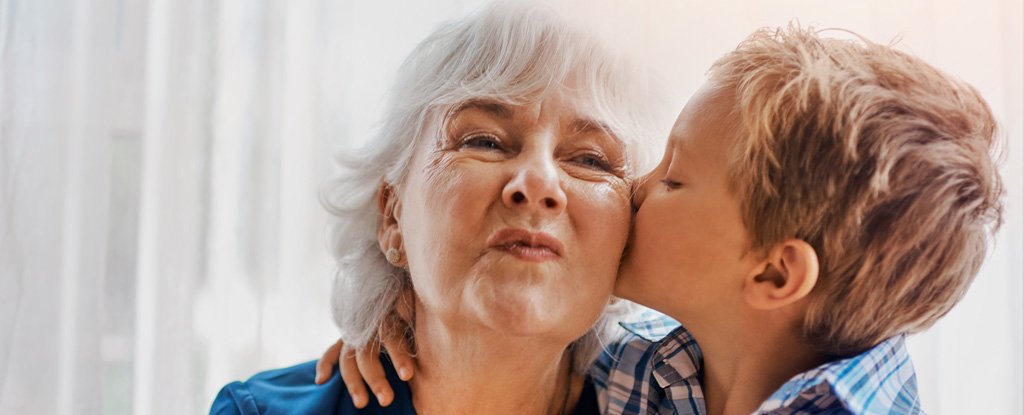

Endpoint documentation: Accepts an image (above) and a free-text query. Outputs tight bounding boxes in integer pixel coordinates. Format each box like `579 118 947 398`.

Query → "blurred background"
1 0 1020 413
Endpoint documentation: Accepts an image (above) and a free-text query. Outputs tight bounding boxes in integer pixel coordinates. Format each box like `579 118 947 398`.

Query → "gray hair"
319 1 663 374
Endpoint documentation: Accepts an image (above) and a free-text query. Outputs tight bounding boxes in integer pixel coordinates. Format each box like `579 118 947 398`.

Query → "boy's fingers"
356 341 394 407
384 289 417 381
315 338 344 385
394 286 415 323
382 334 415 381
339 346 369 408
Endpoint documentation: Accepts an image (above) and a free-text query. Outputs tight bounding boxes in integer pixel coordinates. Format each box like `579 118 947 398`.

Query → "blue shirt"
211 355 600 414
591 312 924 414
211 357 413 414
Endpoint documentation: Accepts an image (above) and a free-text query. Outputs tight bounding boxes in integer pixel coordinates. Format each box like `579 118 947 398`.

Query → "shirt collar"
619 313 921 414
618 309 683 342
756 334 922 414
618 312 704 387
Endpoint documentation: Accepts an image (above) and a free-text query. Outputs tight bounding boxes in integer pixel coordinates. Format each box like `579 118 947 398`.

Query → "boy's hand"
315 292 417 408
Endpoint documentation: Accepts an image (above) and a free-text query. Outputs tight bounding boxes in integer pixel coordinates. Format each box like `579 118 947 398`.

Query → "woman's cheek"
567 180 631 288
574 180 632 239
423 158 494 213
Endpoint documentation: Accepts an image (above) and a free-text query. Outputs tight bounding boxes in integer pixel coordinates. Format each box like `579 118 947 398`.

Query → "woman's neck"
408 311 583 415
685 313 829 415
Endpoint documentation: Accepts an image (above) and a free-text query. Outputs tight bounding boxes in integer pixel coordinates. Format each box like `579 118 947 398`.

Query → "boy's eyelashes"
660 178 683 190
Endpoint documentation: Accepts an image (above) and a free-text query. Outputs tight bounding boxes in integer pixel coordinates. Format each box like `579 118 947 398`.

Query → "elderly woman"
211 2 661 414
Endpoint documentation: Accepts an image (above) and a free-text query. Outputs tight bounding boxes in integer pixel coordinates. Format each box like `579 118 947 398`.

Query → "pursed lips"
486 228 564 262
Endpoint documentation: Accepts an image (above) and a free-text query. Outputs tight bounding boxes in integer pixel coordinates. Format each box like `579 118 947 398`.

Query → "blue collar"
619 315 922 414
757 334 922 413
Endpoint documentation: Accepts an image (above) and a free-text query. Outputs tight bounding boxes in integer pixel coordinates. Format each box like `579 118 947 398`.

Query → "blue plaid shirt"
591 311 924 414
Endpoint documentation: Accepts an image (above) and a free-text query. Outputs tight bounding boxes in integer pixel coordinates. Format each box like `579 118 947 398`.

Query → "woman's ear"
377 181 403 221
377 181 407 267
742 239 819 310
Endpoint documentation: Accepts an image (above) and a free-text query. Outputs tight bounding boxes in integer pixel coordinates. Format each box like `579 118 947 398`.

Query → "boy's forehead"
671 84 738 151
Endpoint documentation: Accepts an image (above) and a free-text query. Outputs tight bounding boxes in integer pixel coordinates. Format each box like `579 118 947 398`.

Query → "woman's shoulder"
211 358 414 415
211 360 342 415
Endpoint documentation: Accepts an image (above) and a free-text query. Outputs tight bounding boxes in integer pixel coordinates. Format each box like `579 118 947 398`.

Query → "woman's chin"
468 289 596 340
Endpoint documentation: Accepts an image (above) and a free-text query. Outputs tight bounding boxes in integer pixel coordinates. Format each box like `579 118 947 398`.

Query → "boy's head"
619 25 1003 357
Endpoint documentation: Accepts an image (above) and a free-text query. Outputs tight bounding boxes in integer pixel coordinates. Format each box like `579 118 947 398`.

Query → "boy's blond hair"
708 25 1004 356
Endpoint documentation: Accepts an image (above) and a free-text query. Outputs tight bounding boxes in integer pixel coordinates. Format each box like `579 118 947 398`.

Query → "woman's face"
396 91 632 341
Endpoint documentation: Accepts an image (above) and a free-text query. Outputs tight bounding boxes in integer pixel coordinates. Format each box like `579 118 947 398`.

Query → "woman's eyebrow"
452 100 512 120
570 118 624 149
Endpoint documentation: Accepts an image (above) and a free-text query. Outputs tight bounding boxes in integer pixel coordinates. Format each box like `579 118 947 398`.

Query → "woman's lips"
486 228 564 262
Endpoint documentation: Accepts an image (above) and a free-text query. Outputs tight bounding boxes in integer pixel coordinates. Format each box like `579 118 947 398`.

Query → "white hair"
319 1 664 374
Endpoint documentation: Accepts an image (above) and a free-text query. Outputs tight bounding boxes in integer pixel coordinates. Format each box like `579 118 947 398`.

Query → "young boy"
595 23 1001 414
318 25 1003 414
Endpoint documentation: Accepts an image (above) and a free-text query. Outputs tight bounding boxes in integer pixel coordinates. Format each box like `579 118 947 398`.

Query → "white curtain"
1 0 1020 414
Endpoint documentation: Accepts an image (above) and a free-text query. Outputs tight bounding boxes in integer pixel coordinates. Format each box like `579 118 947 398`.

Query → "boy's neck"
686 312 830 415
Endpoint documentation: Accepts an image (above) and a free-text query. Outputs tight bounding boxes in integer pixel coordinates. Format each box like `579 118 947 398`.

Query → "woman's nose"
502 157 567 216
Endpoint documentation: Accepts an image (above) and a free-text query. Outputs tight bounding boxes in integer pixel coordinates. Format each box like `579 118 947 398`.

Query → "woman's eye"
462 135 502 150
573 153 612 171
660 178 683 190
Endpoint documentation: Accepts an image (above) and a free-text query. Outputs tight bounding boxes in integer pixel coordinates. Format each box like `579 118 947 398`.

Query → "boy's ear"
743 239 819 310
377 181 406 267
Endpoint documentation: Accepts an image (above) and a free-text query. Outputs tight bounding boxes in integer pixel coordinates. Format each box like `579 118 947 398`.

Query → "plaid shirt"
592 311 924 414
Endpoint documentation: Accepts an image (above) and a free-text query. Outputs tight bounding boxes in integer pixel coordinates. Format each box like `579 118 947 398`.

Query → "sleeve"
210 381 261 415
